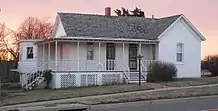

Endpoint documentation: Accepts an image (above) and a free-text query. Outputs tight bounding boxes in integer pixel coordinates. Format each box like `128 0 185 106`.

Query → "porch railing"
106 59 116 71
141 60 157 78
47 60 117 71
37 60 157 73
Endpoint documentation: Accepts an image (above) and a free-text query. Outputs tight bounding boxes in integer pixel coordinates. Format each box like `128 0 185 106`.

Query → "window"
27 47 34 59
87 43 94 60
176 43 184 62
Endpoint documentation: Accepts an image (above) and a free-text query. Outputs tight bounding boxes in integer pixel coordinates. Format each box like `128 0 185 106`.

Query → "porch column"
48 43 50 69
77 41 80 71
152 44 156 60
122 43 125 70
43 44 45 70
138 43 142 55
55 41 58 71
98 42 101 71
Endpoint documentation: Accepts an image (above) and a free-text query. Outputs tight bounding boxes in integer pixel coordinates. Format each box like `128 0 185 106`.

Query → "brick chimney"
105 7 111 16
152 14 155 19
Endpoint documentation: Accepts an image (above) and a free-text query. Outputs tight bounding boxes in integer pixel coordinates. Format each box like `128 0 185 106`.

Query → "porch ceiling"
35 36 159 45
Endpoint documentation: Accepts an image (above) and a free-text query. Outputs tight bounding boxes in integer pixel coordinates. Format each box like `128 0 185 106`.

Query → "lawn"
158 76 218 87
1 76 218 106
0 84 153 106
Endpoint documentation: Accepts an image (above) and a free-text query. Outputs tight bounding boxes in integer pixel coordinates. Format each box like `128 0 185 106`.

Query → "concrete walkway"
1 84 218 110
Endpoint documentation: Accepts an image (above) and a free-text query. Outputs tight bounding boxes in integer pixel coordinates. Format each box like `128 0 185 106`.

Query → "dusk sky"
0 0 217 59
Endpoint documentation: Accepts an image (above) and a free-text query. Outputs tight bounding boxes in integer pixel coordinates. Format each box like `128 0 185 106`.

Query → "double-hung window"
27 47 34 59
176 43 184 62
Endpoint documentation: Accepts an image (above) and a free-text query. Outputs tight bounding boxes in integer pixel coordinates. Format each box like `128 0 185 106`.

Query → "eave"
35 36 159 45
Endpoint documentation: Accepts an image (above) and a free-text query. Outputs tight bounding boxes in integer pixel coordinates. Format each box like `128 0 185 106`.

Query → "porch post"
48 43 50 69
77 41 80 71
152 44 156 60
55 41 58 71
138 43 142 55
98 42 101 71
138 43 142 71
43 43 45 70
122 43 125 70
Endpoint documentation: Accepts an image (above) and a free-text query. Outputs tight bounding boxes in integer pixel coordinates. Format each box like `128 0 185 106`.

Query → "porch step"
128 80 147 83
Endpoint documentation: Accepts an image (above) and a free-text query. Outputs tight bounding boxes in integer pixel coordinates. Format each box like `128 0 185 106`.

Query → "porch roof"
35 36 159 45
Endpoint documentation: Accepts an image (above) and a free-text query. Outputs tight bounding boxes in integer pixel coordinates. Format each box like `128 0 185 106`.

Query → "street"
89 96 218 111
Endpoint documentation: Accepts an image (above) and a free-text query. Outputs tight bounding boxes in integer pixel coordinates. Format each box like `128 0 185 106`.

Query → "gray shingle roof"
58 12 182 40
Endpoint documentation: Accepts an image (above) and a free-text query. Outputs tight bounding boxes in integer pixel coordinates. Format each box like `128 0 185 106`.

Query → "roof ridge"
57 12 182 19
57 12 105 17
159 14 183 19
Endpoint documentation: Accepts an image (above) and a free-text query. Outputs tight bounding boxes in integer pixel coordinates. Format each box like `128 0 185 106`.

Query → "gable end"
158 15 206 41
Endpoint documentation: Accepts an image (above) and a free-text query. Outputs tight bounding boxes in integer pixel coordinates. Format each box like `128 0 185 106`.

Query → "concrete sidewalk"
1 84 218 110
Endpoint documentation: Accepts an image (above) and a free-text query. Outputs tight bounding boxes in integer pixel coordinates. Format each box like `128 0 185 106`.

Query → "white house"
17 7 206 89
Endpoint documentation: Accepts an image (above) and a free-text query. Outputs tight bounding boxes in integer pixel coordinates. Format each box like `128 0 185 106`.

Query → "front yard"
0 84 153 106
158 76 218 87
1 76 218 107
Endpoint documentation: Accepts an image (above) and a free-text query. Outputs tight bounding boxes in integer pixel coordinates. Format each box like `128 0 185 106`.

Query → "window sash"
27 47 34 59
177 53 183 62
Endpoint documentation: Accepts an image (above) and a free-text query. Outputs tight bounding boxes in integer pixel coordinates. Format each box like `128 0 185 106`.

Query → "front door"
106 43 115 70
129 44 137 71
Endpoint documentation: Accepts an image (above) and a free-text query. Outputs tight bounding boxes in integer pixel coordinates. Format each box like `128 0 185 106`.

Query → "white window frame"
27 47 34 60
176 43 184 63
87 42 94 60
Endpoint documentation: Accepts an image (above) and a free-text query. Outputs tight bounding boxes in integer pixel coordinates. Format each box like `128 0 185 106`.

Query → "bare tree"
0 24 17 61
18 16 53 40
0 16 53 61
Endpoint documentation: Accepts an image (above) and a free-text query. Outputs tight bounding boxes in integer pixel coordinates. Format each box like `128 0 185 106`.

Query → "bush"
42 70 52 89
203 55 218 77
147 61 177 82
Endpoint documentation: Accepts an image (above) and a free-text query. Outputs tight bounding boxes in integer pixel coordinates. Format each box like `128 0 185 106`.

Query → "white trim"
43 44 45 62
77 41 80 71
122 43 126 70
157 16 182 40
138 43 142 55
35 38 159 45
157 15 206 41
60 36 158 42
55 41 58 71
19 39 43 43
176 42 184 63
181 15 206 41
98 42 101 71
52 14 67 38
51 15 59 38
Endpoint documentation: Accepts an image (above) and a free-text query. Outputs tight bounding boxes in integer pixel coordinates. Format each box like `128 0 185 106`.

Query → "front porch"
19 38 160 89
36 38 159 72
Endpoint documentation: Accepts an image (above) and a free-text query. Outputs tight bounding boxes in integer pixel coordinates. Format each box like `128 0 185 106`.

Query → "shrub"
42 70 52 89
203 55 218 77
147 61 177 82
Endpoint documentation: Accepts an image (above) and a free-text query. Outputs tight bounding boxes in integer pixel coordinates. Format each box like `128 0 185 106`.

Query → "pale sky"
0 0 218 59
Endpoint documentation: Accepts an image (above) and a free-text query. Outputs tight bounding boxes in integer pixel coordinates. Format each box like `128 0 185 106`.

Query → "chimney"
152 14 155 19
105 7 111 16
